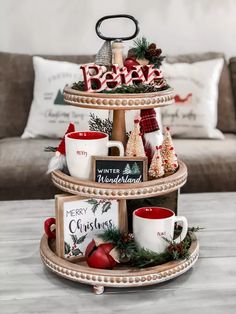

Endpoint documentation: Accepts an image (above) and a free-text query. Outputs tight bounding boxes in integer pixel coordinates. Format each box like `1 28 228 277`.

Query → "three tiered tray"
40 87 199 294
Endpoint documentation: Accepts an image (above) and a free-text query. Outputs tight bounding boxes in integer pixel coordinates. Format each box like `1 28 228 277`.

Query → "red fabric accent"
174 93 192 103
57 123 75 155
134 207 174 219
140 109 159 134
124 58 140 71
143 138 153 165
67 131 106 140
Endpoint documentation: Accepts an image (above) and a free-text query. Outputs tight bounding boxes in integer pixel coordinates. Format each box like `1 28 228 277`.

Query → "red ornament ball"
85 240 117 269
124 58 140 71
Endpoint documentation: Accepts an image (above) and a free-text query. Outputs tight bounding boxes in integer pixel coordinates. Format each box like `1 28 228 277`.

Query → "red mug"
65 131 124 180
133 207 188 253
44 217 56 238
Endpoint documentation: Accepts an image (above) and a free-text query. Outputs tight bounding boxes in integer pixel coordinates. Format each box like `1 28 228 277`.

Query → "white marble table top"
0 192 236 314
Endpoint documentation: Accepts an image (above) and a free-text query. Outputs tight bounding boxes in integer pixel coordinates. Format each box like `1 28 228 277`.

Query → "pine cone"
121 233 130 243
147 48 157 57
148 43 156 50
155 48 162 57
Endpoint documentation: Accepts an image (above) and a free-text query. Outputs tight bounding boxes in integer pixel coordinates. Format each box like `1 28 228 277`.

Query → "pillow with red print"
161 58 224 139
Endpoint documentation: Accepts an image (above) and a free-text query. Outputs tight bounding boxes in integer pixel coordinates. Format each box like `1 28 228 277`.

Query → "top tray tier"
64 86 174 110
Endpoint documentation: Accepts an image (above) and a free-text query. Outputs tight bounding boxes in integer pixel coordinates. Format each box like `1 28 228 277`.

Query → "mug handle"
44 217 56 238
107 141 124 156
173 216 188 244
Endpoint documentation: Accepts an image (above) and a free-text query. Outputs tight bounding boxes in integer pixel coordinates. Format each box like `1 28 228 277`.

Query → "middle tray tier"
52 160 187 199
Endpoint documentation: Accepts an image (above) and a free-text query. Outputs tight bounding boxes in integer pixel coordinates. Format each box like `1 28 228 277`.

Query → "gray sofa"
0 52 235 200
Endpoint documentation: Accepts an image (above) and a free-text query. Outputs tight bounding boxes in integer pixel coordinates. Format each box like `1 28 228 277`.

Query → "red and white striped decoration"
80 64 164 93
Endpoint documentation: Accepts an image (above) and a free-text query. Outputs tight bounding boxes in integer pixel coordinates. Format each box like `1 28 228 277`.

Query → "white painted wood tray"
51 160 187 200
40 232 199 295
64 86 174 110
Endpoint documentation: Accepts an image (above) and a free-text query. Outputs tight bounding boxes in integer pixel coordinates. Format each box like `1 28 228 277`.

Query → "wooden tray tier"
51 160 187 200
63 86 174 110
40 232 199 294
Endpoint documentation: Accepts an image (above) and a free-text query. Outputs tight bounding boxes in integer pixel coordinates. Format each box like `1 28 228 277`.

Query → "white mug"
133 207 188 254
65 131 124 180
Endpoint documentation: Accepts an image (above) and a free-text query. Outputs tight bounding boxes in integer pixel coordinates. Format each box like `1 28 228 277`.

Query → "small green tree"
54 89 65 105
131 162 141 175
123 163 132 175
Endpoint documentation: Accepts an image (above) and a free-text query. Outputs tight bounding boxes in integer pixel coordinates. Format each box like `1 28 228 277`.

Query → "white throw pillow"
22 56 108 138
161 58 224 139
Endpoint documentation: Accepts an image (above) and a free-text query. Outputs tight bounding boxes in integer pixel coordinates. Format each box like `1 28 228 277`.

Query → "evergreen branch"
97 226 201 268
44 146 57 152
88 113 113 138
130 249 171 268
72 82 170 94
101 84 170 94
133 37 150 59
100 227 121 244
188 226 205 232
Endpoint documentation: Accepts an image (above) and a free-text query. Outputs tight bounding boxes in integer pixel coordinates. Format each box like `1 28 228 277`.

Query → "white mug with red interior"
133 207 188 254
65 131 124 180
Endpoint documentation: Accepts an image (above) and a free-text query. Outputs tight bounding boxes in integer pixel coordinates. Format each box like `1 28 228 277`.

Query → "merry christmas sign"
55 195 121 259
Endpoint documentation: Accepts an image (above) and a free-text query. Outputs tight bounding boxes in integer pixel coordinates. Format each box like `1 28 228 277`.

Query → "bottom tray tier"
40 232 199 294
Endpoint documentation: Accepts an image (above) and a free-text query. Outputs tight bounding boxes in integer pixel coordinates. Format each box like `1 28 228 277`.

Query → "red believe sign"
80 64 163 92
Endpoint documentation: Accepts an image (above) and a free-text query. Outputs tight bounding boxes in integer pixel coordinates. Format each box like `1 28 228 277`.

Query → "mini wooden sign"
92 156 148 184
80 64 163 92
55 194 127 260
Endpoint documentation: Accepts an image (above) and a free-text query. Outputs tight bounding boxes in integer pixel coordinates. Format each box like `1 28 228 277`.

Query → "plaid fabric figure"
140 109 163 165
140 109 160 134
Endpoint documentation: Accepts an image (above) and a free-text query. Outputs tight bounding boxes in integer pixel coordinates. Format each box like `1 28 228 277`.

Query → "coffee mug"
133 207 188 254
44 217 56 238
65 131 124 180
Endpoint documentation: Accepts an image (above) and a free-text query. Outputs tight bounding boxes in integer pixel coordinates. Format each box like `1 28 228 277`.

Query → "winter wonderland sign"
92 156 148 184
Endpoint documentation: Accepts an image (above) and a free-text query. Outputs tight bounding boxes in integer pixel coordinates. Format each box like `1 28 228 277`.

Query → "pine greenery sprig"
133 37 150 59
98 226 201 268
72 81 85 90
44 146 57 152
72 81 99 91
100 228 137 262
101 83 169 94
188 226 205 232
130 248 171 268
72 82 169 94
88 113 113 138
132 36 165 68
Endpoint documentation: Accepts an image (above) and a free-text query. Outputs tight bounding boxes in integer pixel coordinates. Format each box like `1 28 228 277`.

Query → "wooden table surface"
0 192 236 314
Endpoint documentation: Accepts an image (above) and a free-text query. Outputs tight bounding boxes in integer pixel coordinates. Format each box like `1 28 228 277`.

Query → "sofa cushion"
229 57 236 124
0 137 61 200
174 134 236 193
167 52 236 133
0 52 95 139
161 58 224 139
22 56 109 138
